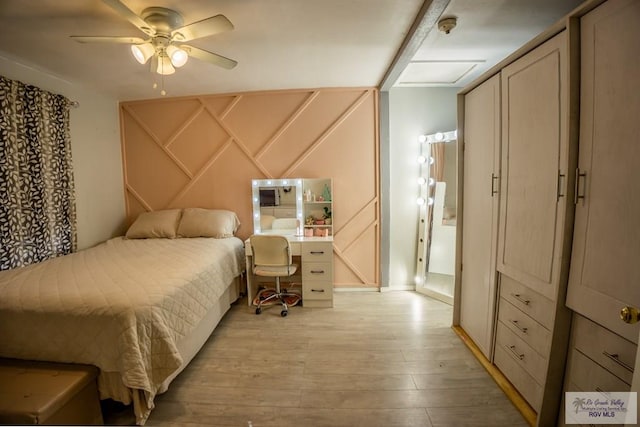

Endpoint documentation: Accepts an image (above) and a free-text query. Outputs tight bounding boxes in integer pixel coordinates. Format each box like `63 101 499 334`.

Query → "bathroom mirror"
251 178 303 235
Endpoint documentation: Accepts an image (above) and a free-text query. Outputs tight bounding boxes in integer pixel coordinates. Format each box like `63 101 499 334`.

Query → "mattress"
0 236 245 424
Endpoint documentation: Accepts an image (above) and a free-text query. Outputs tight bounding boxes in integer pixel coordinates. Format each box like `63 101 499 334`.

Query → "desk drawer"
303 281 333 301
498 297 551 357
301 242 333 262
500 274 554 330
572 314 637 385
496 321 547 385
301 262 333 282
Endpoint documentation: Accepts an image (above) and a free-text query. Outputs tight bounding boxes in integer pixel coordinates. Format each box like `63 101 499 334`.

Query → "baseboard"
381 285 416 292
452 325 537 427
333 287 379 292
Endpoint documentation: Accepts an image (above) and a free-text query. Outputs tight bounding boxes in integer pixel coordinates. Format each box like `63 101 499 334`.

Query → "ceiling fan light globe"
131 43 154 64
156 54 175 75
167 45 188 68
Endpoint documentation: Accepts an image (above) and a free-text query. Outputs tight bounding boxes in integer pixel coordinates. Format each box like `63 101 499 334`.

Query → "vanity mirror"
251 178 333 236
251 179 303 235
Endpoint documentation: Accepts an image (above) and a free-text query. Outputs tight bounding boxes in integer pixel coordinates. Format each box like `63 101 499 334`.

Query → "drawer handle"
310 270 325 274
311 289 325 293
509 319 528 334
602 351 634 373
507 345 525 360
511 293 531 306
310 251 325 255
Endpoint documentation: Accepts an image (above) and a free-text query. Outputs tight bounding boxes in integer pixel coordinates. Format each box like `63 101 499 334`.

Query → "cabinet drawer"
498 297 551 357
301 262 332 282
500 274 554 330
494 343 542 410
302 281 333 301
301 243 333 262
496 322 547 385
566 349 630 393
572 314 637 385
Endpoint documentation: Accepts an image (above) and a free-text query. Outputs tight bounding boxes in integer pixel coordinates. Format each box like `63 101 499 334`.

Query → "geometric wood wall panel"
120 87 380 288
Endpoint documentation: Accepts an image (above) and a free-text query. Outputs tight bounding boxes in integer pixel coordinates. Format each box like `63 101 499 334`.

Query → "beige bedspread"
0 236 245 424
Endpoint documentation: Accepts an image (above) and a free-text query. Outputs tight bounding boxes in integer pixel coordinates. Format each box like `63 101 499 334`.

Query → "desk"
245 236 334 308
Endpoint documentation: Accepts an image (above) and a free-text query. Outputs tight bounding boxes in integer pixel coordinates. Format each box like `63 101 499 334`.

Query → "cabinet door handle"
491 173 499 196
509 319 528 334
602 351 634 373
507 345 525 360
557 170 565 200
310 270 325 274
511 293 531 306
574 168 587 205
311 288 325 293
310 251 325 255
620 306 640 324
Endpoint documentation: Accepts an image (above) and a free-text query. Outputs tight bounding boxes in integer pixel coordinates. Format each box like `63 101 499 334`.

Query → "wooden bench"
0 359 103 425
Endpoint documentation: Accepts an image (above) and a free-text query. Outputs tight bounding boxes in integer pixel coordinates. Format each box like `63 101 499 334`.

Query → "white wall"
388 87 458 288
0 56 126 249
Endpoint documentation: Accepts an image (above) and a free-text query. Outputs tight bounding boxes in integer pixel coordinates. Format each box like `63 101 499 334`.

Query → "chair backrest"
250 235 292 267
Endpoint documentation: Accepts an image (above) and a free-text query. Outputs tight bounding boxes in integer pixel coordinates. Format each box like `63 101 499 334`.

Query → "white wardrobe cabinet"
565 0 640 344
459 73 501 359
561 1 640 424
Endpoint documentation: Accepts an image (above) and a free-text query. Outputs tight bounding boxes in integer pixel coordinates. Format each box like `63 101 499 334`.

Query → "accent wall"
120 88 380 289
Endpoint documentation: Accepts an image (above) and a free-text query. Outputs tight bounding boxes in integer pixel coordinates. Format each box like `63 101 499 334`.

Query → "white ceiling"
0 0 584 101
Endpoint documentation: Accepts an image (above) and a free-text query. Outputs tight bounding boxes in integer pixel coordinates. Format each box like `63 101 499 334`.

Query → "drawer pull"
602 351 634 373
509 319 528 334
310 251 325 255
511 293 531 306
311 289 325 293
507 345 525 360
310 270 325 274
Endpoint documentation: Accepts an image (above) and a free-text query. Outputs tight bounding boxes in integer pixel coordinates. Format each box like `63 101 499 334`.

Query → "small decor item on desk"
314 228 329 237
304 228 313 237
322 184 331 201
323 206 331 224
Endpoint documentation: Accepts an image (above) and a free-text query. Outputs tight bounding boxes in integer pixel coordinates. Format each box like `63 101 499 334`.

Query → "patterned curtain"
0 75 77 270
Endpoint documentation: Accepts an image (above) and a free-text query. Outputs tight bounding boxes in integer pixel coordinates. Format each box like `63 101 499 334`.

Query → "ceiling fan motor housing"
141 7 184 34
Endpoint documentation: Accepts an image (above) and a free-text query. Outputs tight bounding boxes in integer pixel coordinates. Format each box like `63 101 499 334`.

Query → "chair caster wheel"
255 307 262 315
281 310 288 317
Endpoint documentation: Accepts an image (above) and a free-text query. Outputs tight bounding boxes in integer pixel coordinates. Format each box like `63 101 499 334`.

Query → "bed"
0 208 245 425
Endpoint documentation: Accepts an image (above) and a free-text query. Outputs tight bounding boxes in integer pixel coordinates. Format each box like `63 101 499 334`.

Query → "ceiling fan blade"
70 36 146 44
172 15 233 42
102 0 154 36
184 45 237 70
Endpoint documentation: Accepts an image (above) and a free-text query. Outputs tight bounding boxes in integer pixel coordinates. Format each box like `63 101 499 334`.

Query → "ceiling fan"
71 0 237 77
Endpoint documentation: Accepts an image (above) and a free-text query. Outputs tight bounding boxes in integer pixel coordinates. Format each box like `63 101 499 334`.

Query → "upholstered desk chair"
249 235 299 317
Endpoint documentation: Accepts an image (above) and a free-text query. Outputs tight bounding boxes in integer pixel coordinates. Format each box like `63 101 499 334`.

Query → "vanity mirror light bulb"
417 197 426 205
417 177 427 185
415 276 424 285
417 155 427 164
427 197 434 205
435 132 445 141
418 135 427 143
429 178 435 186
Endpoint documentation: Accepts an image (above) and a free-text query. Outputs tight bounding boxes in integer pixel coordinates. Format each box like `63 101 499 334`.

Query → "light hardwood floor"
105 291 528 426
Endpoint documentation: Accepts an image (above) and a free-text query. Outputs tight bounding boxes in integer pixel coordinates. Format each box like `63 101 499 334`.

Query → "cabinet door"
497 32 569 301
566 0 640 343
459 74 501 359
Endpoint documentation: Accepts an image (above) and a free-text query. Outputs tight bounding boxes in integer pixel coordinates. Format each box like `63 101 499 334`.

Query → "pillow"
177 208 240 238
125 209 182 239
